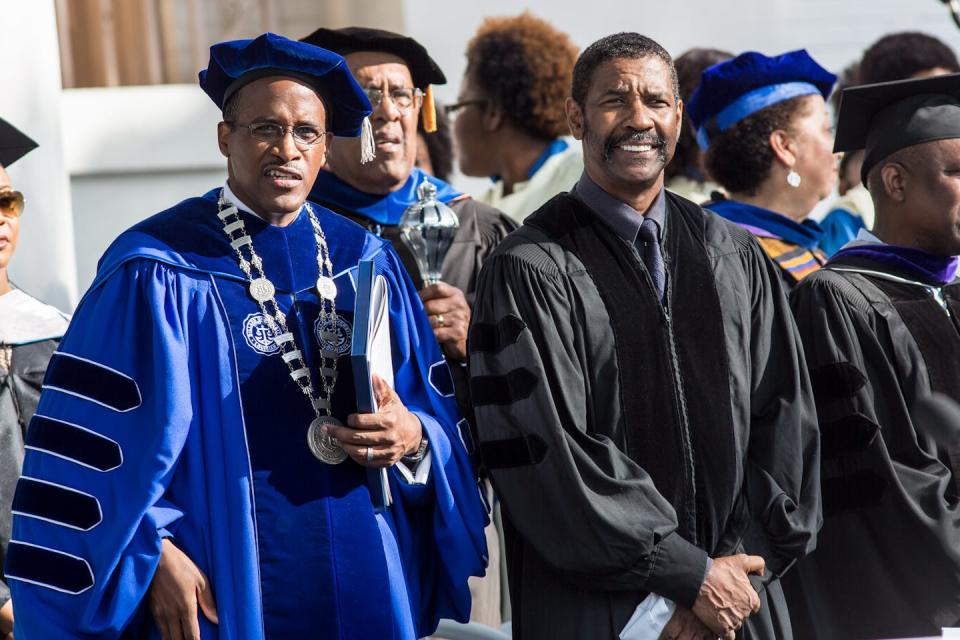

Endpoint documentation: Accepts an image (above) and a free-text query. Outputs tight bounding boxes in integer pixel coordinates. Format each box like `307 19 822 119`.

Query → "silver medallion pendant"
307 416 347 464
249 276 276 303
316 275 337 301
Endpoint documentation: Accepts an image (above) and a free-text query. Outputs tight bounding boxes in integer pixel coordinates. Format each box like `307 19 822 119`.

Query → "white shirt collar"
855 228 883 245
835 227 884 253
222 181 303 222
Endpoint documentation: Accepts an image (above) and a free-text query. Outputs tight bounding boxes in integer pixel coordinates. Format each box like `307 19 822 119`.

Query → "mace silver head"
398 179 460 285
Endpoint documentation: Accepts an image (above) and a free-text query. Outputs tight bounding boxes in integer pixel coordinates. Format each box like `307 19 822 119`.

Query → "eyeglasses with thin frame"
0 189 24 220
226 121 330 148
444 100 487 117
363 87 424 112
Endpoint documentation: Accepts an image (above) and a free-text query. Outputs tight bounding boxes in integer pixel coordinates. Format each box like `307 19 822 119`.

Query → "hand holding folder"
350 260 395 512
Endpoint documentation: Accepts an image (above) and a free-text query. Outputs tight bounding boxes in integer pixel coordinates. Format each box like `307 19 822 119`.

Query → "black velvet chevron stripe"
480 434 548 469
470 368 538 406
45 353 141 412
26 415 123 472
5 541 94 594
810 362 868 404
822 470 887 517
820 413 880 459
469 315 527 354
13 478 102 531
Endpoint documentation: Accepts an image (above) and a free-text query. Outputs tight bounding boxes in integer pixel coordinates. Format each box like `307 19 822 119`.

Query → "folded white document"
619 594 676 640
351 259 394 512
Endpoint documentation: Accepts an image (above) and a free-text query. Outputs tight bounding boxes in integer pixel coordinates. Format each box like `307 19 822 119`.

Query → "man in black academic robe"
469 33 820 640
786 73 960 640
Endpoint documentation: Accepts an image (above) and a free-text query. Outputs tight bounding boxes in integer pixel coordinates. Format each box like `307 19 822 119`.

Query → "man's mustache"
601 131 666 162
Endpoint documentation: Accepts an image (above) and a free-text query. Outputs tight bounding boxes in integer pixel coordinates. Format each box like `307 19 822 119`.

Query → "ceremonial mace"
398 180 460 285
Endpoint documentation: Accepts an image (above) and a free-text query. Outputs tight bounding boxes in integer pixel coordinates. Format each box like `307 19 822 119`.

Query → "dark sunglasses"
0 189 24 219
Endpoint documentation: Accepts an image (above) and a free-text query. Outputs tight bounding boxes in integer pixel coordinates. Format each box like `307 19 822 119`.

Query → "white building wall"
3 0 77 311
62 85 225 290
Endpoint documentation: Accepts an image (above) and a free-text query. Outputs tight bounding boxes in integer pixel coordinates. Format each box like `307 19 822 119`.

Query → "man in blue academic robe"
4 33 487 640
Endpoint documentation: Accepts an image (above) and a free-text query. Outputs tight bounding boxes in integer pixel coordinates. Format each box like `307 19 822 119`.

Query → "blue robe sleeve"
6 259 208 638
369 245 489 636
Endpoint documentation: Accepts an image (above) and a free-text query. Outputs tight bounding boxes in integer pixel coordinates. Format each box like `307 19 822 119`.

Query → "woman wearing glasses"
0 118 69 640
452 13 583 224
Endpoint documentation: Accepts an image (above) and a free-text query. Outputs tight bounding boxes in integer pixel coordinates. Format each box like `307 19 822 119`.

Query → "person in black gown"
469 32 820 640
787 72 960 639
0 118 69 640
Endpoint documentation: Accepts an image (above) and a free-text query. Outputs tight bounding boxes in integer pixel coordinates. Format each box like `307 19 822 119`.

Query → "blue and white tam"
686 49 837 150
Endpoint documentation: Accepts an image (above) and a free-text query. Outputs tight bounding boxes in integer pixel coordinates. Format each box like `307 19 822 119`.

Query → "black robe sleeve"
469 243 708 606
740 241 821 582
787 271 960 635
790 274 960 525
0 339 59 610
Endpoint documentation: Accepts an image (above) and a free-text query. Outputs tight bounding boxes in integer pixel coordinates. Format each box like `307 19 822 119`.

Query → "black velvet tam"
300 26 446 89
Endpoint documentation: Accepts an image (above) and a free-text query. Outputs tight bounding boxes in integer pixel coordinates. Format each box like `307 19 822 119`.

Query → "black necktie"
638 217 665 301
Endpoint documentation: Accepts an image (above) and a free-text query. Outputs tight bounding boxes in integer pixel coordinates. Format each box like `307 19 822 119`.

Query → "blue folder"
351 259 392 512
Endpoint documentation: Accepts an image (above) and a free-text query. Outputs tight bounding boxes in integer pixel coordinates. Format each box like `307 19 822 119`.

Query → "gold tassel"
422 85 437 133
360 116 376 164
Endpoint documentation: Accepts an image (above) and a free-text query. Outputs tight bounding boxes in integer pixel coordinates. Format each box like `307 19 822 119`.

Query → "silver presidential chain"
216 189 346 464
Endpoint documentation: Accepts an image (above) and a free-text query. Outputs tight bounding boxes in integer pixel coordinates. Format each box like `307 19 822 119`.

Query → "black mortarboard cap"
834 73 960 184
0 118 38 168
300 27 446 89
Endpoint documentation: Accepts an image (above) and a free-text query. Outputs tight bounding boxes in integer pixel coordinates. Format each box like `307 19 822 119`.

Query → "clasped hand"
659 554 764 640
690 554 764 638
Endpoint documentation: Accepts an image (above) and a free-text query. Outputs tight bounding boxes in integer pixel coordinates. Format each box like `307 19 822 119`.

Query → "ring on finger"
366 446 374 462
436 314 445 328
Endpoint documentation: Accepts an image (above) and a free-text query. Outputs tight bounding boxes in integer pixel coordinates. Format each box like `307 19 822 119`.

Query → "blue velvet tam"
686 49 836 150
199 32 372 137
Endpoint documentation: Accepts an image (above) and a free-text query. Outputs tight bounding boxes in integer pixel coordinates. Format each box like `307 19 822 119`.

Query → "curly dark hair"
665 48 733 182
464 12 578 140
704 96 809 195
571 32 678 107
859 32 959 84
418 99 453 182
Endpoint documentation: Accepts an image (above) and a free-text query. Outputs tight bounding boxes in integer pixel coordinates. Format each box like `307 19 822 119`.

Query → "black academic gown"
469 191 820 640
0 289 67 611
786 261 960 639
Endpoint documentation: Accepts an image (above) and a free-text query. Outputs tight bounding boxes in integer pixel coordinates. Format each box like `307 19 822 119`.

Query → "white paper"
619 594 676 640
366 273 393 503
366 273 394 409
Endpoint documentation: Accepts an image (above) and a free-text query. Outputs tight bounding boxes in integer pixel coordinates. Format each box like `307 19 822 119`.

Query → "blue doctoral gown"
5 189 487 639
